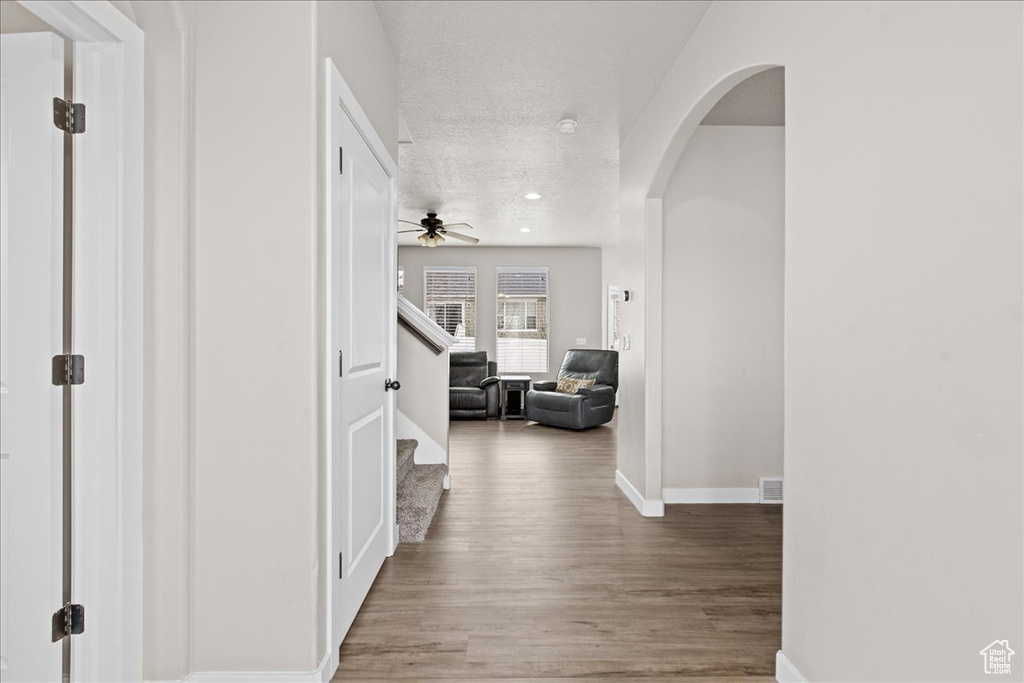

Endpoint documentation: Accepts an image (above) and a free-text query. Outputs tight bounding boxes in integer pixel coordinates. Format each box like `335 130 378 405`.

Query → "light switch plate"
576 337 586 345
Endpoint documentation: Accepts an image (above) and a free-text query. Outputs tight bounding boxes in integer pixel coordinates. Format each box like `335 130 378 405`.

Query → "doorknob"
385 379 401 392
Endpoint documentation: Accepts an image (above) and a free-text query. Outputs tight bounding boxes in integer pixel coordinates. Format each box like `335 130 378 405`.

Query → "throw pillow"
555 376 596 395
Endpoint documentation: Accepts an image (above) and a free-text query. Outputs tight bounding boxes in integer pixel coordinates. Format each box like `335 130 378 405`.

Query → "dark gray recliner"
449 351 500 419
525 349 619 430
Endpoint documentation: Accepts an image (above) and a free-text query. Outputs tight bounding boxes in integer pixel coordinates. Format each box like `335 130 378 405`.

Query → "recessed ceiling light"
524 192 541 200
520 227 531 233
557 118 578 134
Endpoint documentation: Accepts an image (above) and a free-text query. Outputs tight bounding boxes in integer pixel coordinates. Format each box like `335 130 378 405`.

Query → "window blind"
424 267 476 351
496 267 549 373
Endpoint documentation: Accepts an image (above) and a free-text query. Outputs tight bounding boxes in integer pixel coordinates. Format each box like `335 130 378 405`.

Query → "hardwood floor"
335 415 782 681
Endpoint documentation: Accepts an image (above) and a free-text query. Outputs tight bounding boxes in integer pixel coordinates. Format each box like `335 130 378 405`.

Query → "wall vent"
759 477 783 504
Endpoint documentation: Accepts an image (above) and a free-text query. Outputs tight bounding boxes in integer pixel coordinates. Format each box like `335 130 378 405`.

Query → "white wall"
135 0 399 677
133 1 192 678
399 246 603 383
317 1 399 164
0 1 54 31
662 126 783 491
396 327 449 463
619 2 1022 680
191 1 320 671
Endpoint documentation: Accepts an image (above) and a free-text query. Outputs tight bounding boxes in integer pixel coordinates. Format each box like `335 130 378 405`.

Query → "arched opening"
618 63 785 515
647 66 787 669
661 67 785 504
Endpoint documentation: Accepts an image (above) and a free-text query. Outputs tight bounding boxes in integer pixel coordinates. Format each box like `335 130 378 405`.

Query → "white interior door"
0 32 65 682
327 63 396 647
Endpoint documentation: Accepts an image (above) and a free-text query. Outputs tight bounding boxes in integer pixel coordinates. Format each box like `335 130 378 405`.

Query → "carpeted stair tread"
397 462 448 544
396 439 418 487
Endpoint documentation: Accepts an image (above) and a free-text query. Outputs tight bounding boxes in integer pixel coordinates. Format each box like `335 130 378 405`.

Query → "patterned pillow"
555 376 596 395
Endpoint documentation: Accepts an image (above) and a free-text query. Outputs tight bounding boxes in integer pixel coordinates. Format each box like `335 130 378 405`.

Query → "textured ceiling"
375 1 711 248
701 67 785 126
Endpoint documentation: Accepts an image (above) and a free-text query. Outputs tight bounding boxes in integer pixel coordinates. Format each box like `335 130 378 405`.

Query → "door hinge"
52 354 85 386
339 552 343 579
53 98 86 134
339 147 343 174
51 603 85 642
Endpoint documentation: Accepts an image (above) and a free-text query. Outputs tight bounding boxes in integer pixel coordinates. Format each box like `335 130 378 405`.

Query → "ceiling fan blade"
442 222 474 230
398 219 424 228
443 230 480 244
397 229 424 234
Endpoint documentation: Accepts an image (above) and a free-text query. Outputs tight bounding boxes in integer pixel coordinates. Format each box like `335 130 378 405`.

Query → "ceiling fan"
398 213 479 247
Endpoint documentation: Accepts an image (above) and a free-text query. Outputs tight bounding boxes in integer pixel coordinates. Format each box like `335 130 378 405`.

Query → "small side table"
500 375 532 420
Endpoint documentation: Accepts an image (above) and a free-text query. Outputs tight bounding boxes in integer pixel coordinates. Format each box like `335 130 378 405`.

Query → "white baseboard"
396 410 447 464
320 646 339 682
663 487 760 504
178 648 337 683
442 472 451 490
615 470 665 517
187 673 323 683
776 651 807 683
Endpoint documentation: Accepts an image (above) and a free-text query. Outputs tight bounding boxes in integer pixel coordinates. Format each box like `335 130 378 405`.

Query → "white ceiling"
375 1 711 248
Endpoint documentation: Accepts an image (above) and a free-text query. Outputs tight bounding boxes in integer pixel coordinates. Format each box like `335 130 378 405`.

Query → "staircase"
396 439 448 543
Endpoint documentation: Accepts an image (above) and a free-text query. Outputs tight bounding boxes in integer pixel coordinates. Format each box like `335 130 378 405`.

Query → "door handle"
385 379 401 392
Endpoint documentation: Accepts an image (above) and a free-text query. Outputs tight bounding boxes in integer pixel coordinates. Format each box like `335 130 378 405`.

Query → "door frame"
16 1 143 679
321 57 399 673
606 285 620 350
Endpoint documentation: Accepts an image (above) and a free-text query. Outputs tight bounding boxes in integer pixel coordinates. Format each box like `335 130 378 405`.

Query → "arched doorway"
660 67 785 503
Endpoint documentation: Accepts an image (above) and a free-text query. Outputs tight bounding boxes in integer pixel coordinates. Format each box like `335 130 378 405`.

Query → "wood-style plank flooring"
335 415 781 681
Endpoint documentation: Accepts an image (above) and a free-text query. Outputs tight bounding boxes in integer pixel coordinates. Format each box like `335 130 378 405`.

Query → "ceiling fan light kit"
417 232 444 248
399 212 480 247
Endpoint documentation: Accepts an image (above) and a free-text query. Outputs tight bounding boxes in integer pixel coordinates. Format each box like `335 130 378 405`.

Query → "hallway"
335 416 781 680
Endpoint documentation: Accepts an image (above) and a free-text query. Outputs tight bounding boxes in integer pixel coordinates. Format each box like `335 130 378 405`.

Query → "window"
424 267 476 350
397 265 404 294
496 267 549 373
431 303 465 335
498 300 540 331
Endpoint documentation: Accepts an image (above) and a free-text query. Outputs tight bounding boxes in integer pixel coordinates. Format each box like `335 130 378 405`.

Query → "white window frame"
495 266 550 374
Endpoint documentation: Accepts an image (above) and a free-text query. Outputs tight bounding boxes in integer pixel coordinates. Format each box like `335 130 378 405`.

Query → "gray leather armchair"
525 349 619 429
449 351 500 419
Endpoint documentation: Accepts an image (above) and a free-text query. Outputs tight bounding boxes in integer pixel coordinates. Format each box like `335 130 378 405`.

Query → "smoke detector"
557 118 578 134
